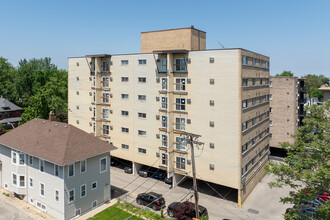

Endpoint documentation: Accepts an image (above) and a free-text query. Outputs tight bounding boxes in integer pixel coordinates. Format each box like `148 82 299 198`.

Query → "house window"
138 113 146 118
138 130 146 136
138 148 146 154
242 78 248 87
121 111 129 116
138 77 146 83
102 109 109 119
121 60 128 65
176 157 186 170
100 157 107 173
176 137 186 151
242 100 248 109
242 56 248 65
161 116 167 128
242 122 248 131
54 165 59 177
80 184 87 198
175 58 186 71
175 78 186 91
55 189 59 202
29 155 33 166
68 164 74 177
121 94 129 99
175 98 186 111
161 78 167 90
68 189 75 203
175 117 185 131
121 77 129 82
122 127 129 133
12 151 17 164
253 58 256 67
161 97 167 109
102 77 109 88
161 59 167 72
80 160 86 173
122 144 129 150
161 153 168 166
138 95 146 101
12 173 17 186
161 135 167 147
103 125 109 135
102 93 109 103
242 143 248 153
40 183 45 197
91 181 97 190
138 59 146 65
40 160 45 172
19 153 25 165
29 178 33 188
92 200 98 208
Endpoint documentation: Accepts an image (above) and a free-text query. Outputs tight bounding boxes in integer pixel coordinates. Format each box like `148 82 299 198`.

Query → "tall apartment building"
68 27 270 205
269 76 306 149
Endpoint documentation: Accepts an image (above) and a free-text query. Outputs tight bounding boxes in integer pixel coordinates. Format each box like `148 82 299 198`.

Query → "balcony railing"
298 86 307 92
298 111 306 117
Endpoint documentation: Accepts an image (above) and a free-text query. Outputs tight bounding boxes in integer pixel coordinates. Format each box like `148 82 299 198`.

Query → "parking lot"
111 165 292 220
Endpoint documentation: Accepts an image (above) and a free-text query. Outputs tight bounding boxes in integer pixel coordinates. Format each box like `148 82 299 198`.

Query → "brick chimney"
49 111 55 121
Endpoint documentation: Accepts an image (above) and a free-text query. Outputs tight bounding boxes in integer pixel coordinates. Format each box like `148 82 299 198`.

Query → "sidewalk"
76 198 118 220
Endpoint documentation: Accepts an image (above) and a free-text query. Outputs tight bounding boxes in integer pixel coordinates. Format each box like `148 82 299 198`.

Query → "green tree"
305 74 323 99
268 100 330 219
275 71 294 77
0 57 17 100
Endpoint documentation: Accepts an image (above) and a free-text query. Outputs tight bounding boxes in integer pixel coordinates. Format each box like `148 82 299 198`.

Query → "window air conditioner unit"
156 152 160 157
187 159 192 165
156 134 160 139
156 97 160 101
156 115 160 120
187 79 191 84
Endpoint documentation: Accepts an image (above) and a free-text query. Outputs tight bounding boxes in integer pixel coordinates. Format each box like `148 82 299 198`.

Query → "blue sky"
1 0 329 76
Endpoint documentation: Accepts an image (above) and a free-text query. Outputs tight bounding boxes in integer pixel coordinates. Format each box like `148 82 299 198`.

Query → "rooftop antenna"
217 40 225 49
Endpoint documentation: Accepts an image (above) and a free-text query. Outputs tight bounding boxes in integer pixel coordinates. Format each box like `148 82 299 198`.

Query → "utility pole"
182 132 203 219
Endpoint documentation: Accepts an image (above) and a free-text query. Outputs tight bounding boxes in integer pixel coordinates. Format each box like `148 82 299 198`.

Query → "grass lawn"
88 204 143 220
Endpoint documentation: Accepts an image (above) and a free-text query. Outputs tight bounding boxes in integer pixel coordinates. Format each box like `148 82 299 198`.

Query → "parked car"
124 166 133 174
136 192 166 211
164 177 173 185
167 202 208 218
138 166 156 178
153 170 166 180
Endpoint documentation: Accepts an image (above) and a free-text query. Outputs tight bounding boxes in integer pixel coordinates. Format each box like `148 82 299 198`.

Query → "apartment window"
242 56 248 65
28 155 33 165
93 107 96 118
80 184 87 198
242 100 248 109
55 189 59 202
102 109 109 119
138 77 146 83
242 143 248 153
80 160 86 173
91 62 95 72
269 81 272 87
102 77 109 88
176 137 186 151
121 77 129 82
252 137 256 145
242 78 248 87
253 58 256 67
270 121 273 126
122 144 129 150
93 122 96 133
176 157 186 170
265 61 269 69
138 130 146 136
161 97 167 109
40 160 45 172
138 95 146 101
138 148 146 154
270 133 272 139
121 94 129 99
161 78 167 90
12 173 17 186
175 58 186 71
266 111 270 118
69 189 75 203
269 94 272 100
54 165 59 177
265 95 269 101
138 59 146 65
161 59 167 72
29 178 33 188
122 127 129 133
252 118 256 126
252 98 256 106
242 122 248 131
175 98 186 111
102 93 109 103
92 181 97 190
93 76 96 87
175 117 185 131
161 116 167 128
68 164 74 177
121 60 128 65
100 157 107 173
161 153 168 166
102 61 109 72
252 157 256 165
252 79 256 86
260 79 263 85
103 125 109 135
40 183 45 197
138 113 146 118
93 92 96 102
242 165 248 175
260 60 263 68
175 78 186 91
161 135 167 147
121 110 129 116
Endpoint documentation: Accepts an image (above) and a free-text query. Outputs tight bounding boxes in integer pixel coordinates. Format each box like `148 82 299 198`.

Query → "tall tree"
268 100 330 219
0 57 16 100
275 71 294 77
305 74 323 99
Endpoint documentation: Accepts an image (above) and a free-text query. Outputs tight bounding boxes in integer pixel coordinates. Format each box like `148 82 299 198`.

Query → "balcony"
298 86 307 93
298 98 306 104
298 111 306 117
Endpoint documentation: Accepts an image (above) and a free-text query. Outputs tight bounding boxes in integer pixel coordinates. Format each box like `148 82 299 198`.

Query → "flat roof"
319 87 330 91
141 26 206 34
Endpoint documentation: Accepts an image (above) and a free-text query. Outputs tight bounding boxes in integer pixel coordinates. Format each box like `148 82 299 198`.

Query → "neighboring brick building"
0 97 23 129
269 77 306 149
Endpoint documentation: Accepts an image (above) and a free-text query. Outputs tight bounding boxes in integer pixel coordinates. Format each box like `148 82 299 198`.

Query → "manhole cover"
247 208 259 214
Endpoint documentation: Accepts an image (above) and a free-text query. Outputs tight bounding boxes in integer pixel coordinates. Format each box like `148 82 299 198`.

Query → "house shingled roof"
0 118 116 165
0 98 23 112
